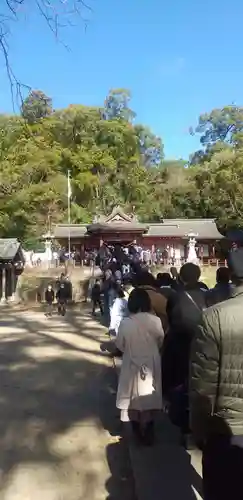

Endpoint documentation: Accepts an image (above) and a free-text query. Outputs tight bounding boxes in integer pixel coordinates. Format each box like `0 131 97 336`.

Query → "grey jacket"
190 285 243 443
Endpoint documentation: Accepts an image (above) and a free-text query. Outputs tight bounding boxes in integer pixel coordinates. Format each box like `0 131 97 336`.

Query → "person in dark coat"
156 272 176 301
162 263 206 443
205 266 231 307
190 248 243 500
166 263 206 339
197 279 209 291
45 284 54 317
156 272 172 287
91 279 103 315
170 266 180 290
56 282 68 316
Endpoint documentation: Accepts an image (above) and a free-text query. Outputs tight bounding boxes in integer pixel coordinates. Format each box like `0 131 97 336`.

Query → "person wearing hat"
189 248 243 500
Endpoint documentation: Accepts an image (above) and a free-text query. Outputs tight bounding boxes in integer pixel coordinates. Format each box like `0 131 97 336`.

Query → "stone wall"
15 266 101 304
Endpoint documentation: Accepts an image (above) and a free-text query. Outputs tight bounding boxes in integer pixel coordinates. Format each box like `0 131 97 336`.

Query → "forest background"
1 87 243 249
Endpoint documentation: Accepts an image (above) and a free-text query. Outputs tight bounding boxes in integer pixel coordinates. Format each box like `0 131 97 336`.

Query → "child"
45 284 55 317
91 279 103 316
56 282 68 316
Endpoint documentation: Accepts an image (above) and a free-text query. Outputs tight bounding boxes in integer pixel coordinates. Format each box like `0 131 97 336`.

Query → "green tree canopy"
104 88 136 122
1 88 243 246
190 106 243 146
134 125 164 167
21 90 53 124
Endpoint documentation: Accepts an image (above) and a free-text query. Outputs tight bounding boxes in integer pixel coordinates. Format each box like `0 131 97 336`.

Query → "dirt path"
0 307 136 500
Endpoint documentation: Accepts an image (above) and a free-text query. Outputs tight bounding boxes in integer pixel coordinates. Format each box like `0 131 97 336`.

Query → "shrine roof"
146 219 223 239
0 238 22 260
94 205 138 224
53 218 223 240
87 222 147 234
53 206 223 240
53 224 87 239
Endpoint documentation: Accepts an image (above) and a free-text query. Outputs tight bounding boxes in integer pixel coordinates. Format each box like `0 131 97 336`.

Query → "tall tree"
104 88 136 122
2 92 243 243
190 106 243 147
189 141 232 166
21 90 53 124
134 125 164 167
191 148 243 228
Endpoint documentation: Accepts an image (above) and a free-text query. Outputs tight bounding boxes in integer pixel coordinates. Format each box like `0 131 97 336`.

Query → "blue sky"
1 0 243 159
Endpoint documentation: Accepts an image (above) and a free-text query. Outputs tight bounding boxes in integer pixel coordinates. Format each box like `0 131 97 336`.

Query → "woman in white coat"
115 288 164 445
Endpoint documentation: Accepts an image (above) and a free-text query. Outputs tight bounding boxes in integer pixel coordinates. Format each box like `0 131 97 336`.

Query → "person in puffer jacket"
190 248 243 500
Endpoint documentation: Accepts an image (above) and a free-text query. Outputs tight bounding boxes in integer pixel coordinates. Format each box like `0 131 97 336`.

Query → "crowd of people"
95 249 243 500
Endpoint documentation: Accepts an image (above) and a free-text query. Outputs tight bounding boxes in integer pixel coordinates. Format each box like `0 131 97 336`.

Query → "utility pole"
67 170 71 259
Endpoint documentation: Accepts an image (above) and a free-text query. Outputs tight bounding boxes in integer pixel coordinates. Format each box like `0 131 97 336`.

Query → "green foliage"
188 105 243 229
134 124 164 166
190 106 243 146
192 149 243 229
104 88 136 122
21 90 53 124
1 90 243 246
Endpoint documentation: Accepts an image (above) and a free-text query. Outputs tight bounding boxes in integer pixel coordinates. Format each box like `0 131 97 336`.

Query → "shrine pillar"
0 267 6 304
9 264 17 301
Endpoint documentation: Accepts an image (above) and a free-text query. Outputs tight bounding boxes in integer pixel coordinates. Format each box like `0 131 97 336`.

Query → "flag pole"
67 170 71 259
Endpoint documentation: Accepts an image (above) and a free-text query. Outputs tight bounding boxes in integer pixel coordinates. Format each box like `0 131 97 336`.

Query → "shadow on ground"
0 306 202 499
128 412 203 500
0 307 135 499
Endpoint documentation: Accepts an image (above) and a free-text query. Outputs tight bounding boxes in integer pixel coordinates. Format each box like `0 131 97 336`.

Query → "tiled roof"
54 218 223 240
146 219 223 239
87 222 147 233
53 224 87 238
96 205 138 223
0 239 21 260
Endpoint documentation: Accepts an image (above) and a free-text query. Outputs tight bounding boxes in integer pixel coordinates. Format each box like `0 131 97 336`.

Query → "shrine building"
53 206 224 262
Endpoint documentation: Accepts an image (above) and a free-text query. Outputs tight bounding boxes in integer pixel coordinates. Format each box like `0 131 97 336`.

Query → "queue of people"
107 251 243 500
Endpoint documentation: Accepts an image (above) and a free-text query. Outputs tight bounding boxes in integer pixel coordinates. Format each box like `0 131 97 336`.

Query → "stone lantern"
186 232 199 265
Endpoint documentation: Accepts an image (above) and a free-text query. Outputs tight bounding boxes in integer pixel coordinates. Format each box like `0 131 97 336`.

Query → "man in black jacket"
91 279 103 316
162 263 206 445
163 263 206 394
56 282 68 316
190 249 243 500
205 266 231 307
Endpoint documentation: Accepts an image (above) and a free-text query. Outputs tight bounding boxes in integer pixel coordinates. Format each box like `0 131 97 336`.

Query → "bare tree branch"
0 0 91 107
